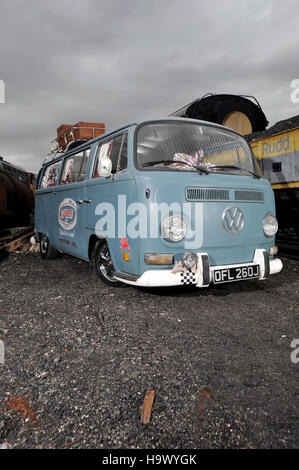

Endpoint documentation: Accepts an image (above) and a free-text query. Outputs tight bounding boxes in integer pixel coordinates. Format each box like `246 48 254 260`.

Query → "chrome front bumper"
114 249 283 288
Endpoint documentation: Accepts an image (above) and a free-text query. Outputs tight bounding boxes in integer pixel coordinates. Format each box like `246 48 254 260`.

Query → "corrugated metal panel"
246 114 299 142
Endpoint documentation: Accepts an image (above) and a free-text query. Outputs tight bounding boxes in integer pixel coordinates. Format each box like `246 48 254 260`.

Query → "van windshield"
136 122 261 177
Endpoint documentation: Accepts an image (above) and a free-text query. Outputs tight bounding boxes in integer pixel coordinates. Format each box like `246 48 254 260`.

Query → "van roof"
41 117 242 166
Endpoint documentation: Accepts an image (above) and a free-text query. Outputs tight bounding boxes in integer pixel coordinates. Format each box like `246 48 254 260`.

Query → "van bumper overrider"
114 249 283 288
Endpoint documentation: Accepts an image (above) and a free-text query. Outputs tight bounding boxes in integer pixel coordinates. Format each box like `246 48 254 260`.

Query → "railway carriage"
247 116 299 239
0 156 35 227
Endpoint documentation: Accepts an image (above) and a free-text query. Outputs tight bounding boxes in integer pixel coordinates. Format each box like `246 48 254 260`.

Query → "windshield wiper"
141 159 175 167
141 159 210 174
208 165 260 179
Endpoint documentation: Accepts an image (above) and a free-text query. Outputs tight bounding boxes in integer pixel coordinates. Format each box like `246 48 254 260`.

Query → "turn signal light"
269 245 278 256
144 253 174 265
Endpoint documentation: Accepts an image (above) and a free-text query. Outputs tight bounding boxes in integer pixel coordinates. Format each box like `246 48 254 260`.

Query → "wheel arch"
88 234 105 261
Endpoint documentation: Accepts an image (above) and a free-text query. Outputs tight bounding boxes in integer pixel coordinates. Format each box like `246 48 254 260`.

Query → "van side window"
40 161 60 188
109 135 123 173
61 149 89 184
118 133 128 172
93 135 123 178
79 149 90 181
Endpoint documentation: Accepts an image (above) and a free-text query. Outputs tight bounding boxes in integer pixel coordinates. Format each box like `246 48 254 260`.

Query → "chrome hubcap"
97 244 118 282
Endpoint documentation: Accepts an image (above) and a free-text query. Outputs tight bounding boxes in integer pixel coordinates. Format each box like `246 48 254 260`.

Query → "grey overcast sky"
0 0 299 172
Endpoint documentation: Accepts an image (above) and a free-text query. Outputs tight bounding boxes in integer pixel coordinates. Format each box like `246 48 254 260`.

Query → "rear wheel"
40 234 59 260
93 241 124 287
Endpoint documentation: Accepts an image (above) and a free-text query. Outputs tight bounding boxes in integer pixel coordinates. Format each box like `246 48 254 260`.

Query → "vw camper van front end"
113 120 282 287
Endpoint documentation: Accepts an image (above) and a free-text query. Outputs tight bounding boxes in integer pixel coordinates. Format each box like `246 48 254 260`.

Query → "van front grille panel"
234 190 264 202
186 187 230 201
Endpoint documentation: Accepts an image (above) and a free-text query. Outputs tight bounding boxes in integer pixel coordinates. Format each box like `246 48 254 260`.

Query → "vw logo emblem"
222 206 244 234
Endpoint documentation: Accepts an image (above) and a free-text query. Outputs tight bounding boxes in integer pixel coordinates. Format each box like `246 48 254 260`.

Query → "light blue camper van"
35 118 282 288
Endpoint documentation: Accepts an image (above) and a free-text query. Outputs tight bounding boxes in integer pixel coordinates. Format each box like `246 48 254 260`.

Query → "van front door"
85 132 138 274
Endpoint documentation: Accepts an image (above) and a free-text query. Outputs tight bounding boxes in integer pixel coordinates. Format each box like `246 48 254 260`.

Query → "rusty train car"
0 156 35 227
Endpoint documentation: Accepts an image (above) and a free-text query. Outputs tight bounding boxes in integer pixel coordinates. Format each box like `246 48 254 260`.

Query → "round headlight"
161 215 186 242
182 252 197 269
263 213 278 237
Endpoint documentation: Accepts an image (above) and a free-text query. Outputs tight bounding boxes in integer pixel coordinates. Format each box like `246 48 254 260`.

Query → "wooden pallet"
0 227 34 253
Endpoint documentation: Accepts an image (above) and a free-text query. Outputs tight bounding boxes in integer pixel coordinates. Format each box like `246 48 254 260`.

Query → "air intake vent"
186 187 230 201
234 190 264 202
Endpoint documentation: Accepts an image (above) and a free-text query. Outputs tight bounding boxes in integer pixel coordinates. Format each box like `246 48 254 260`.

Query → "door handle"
77 200 83 204
84 199 92 204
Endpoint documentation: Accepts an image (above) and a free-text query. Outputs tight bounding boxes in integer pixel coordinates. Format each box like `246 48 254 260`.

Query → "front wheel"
93 241 124 287
40 234 59 260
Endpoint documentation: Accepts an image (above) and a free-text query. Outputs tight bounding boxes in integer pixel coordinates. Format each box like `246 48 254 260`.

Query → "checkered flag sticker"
180 271 197 285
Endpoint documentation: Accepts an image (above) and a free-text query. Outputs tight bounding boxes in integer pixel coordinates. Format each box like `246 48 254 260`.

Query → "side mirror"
98 158 112 177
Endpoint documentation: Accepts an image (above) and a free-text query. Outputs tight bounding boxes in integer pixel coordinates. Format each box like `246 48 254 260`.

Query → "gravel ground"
0 250 298 449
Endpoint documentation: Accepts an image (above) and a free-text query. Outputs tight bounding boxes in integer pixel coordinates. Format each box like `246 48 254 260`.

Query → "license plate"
213 264 260 284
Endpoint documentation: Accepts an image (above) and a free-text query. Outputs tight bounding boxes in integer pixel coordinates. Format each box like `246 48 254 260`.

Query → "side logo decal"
58 198 77 231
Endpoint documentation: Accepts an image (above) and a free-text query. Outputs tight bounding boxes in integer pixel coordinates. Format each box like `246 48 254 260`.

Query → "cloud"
0 0 298 172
